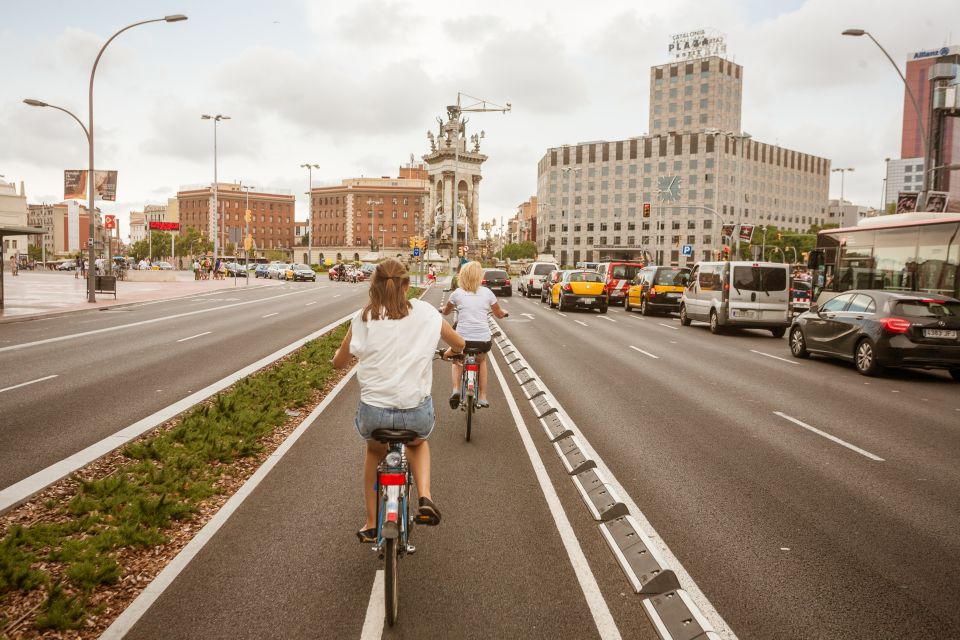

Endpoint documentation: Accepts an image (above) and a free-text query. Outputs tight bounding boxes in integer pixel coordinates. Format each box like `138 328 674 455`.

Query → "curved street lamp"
24 15 187 302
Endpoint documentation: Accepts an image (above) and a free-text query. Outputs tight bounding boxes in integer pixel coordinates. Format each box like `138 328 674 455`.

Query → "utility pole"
562 166 581 267
301 163 319 266
447 92 510 270
241 183 255 286
202 114 230 263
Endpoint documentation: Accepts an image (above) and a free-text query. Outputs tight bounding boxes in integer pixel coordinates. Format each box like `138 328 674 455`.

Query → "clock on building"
657 175 682 202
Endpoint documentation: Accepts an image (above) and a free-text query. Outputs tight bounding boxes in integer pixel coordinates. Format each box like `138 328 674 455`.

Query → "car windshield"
293 264 309 270
732 266 787 292
568 272 603 283
654 268 689 286
611 265 641 280
533 264 555 275
895 299 960 317
485 271 507 279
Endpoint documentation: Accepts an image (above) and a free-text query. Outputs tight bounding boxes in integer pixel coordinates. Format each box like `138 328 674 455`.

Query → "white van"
518 261 558 297
679 261 791 337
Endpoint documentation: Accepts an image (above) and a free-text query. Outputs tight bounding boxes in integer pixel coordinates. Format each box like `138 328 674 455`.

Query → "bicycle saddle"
370 428 421 444
463 347 484 354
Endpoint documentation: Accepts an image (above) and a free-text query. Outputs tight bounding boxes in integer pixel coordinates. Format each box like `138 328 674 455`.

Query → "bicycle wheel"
385 536 399 626
465 395 473 442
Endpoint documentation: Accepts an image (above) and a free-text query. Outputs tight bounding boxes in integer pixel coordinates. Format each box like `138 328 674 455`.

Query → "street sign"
463 245 470 252
104 215 116 230
681 244 693 256
413 248 421 257
243 234 253 251
244 209 252 223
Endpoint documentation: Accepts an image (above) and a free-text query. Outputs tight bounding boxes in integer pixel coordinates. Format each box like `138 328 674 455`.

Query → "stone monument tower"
422 106 487 258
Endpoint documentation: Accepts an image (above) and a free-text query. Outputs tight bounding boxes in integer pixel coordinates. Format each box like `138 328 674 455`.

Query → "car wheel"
641 298 651 316
624 297 632 312
680 305 691 326
950 369 960 382
505 290 512 297
855 338 883 376
558 294 567 311
549 294 556 309
709 310 722 334
598 305 608 314
770 327 786 339
789 327 810 359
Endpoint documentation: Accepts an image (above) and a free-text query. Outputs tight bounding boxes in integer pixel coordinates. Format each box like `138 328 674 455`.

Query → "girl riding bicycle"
441 261 509 410
333 258 465 543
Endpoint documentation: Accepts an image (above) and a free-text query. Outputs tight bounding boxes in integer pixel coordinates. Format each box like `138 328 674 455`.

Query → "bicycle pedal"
406 545 416 555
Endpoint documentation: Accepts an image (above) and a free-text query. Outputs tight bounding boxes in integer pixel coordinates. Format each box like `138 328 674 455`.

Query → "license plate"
611 291 623 297
924 329 957 339
732 310 755 318
665 292 679 298
583 298 595 305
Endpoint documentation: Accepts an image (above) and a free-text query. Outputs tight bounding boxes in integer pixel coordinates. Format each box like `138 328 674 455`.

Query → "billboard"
721 223 736 238
668 29 727 61
896 191 919 213
64 170 118 201
104 215 116 230
923 191 950 213
738 224 755 242
148 221 180 231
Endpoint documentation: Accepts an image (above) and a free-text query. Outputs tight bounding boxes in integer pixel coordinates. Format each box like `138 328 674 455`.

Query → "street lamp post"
561 166 581 267
241 184 255 286
732 132 752 257
24 14 187 302
843 29 930 205
367 198 383 256
301 163 319 266
832 167 854 218
202 114 229 265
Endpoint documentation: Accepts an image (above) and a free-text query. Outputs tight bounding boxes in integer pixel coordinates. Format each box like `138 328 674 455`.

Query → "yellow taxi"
625 266 691 316
550 270 608 313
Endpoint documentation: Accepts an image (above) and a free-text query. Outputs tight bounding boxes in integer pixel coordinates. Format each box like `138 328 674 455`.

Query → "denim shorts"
355 396 435 440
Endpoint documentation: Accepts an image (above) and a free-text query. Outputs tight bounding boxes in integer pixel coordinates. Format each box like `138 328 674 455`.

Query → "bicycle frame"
459 352 480 410
376 443 412 552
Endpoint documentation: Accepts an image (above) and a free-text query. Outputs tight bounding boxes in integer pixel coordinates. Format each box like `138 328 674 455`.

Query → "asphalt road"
492 291 960 639
123 285 658 640
0 280 368 491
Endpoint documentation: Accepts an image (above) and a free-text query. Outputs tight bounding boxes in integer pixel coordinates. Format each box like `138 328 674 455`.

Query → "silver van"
518 261 558 297
679 261 791 337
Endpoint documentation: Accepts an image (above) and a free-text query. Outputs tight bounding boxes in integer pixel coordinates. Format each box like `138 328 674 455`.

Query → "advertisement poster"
896 191 919 213
738 224 755 242
923 191 950 213
64 170 118 201
721 223 736 238
67 201 80 252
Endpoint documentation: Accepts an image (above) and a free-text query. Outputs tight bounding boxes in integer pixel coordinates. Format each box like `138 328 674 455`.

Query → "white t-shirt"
349 298 442 409
449 287 496 341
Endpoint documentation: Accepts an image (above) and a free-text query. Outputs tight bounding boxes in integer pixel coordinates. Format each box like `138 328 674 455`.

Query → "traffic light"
457 245 464 257
642 202 651 218
777 233 783 241
722 246 731 260
409 237 415 249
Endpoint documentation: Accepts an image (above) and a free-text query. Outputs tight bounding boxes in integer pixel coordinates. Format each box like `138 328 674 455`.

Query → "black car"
789 290 960 379
482 269 512 296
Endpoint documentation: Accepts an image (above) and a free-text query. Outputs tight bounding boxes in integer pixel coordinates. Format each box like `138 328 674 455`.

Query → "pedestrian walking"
193 258 200 281
10 254 18 276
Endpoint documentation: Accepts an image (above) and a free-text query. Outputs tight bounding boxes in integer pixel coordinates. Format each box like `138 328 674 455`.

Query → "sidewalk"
0 270 281 322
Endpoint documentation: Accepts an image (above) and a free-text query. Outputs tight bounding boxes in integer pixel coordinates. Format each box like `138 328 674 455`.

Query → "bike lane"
119 291 647 639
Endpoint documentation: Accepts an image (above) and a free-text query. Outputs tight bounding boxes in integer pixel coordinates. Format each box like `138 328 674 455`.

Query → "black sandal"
356 527 377 543
415 497 441 526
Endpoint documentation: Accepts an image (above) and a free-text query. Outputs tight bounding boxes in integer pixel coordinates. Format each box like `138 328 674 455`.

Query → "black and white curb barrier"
643 589 722 640
488 317 727 640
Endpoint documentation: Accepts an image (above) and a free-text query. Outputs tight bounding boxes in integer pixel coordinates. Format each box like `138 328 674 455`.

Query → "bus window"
917 222 960 298
873 227 920 292
838 247 874 292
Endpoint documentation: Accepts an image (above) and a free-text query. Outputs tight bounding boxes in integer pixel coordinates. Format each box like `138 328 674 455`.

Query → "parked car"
285 263 316 282
225 262 248 277
595 261 646 305
267 263 289 279
153 261 174 271
482 269 511 296
254 264 270 278
625 266 690 315
550 270 607 313
518 261 557 297
680 261 791 337
789 291 960 379
541 270 564 303
56 260 76 271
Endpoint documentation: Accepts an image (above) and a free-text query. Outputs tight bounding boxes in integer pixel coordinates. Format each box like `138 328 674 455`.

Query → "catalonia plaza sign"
668 29 727 61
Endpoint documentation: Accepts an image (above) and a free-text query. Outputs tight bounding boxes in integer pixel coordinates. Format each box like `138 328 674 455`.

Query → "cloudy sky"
2 0 959 241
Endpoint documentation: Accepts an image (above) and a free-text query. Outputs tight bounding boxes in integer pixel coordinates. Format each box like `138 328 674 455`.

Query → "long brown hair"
362 258 411 321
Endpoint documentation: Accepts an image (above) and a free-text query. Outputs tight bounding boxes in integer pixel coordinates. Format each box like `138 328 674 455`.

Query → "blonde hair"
362 258 411 321
458 261 483 293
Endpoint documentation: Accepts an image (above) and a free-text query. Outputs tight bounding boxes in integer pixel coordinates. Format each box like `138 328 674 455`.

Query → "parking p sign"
681 244 693 257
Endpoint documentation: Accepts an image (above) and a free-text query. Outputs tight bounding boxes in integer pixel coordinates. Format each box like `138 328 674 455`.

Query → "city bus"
807 212 960 303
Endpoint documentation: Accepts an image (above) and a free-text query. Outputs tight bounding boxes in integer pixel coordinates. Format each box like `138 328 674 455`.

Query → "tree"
175 227 211 258
266 250 287 262
27 244 43 261
499 241 538 260
301 231 309 246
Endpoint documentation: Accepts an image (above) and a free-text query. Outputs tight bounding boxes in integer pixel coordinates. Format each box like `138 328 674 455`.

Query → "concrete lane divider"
540 412 574 442
600 515 681 595
642 589 722 640
573 468 629 523
553 435 597 476
532 394 558 418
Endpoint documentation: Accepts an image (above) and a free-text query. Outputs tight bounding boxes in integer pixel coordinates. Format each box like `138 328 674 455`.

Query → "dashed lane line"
262 312 279 318
176 331 211 343
490 354 622 640
629 345 660 359
657 322 678 330
360 571 385 640
773 411 885 461
749 349 799 365
305 301 318 306
574 320 589 327
0 374 58 395
599 316 616 323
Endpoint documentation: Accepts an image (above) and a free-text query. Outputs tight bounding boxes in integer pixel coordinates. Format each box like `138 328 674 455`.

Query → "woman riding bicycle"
333 258 465 543
441 261 508 410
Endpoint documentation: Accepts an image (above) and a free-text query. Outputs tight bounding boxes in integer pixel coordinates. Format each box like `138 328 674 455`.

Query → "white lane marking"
0 313 354 513
176 331 211 343
749 349 799 366
0 374 58 395
489 355 622 640
492 319 736 639
574 320 589 327
521 313 536 320
360 570 385 640
99 367 359 639
262 312 279 318
599 315 616 323
0 289 315 354
557 312 567 317
657 322 678 330
305 301 318 306
773 412 885 461
629 345 659 359
626 314 642 320
333 294 342 298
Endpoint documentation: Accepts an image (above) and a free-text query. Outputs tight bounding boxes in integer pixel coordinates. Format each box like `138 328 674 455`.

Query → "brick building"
177 183 295 254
